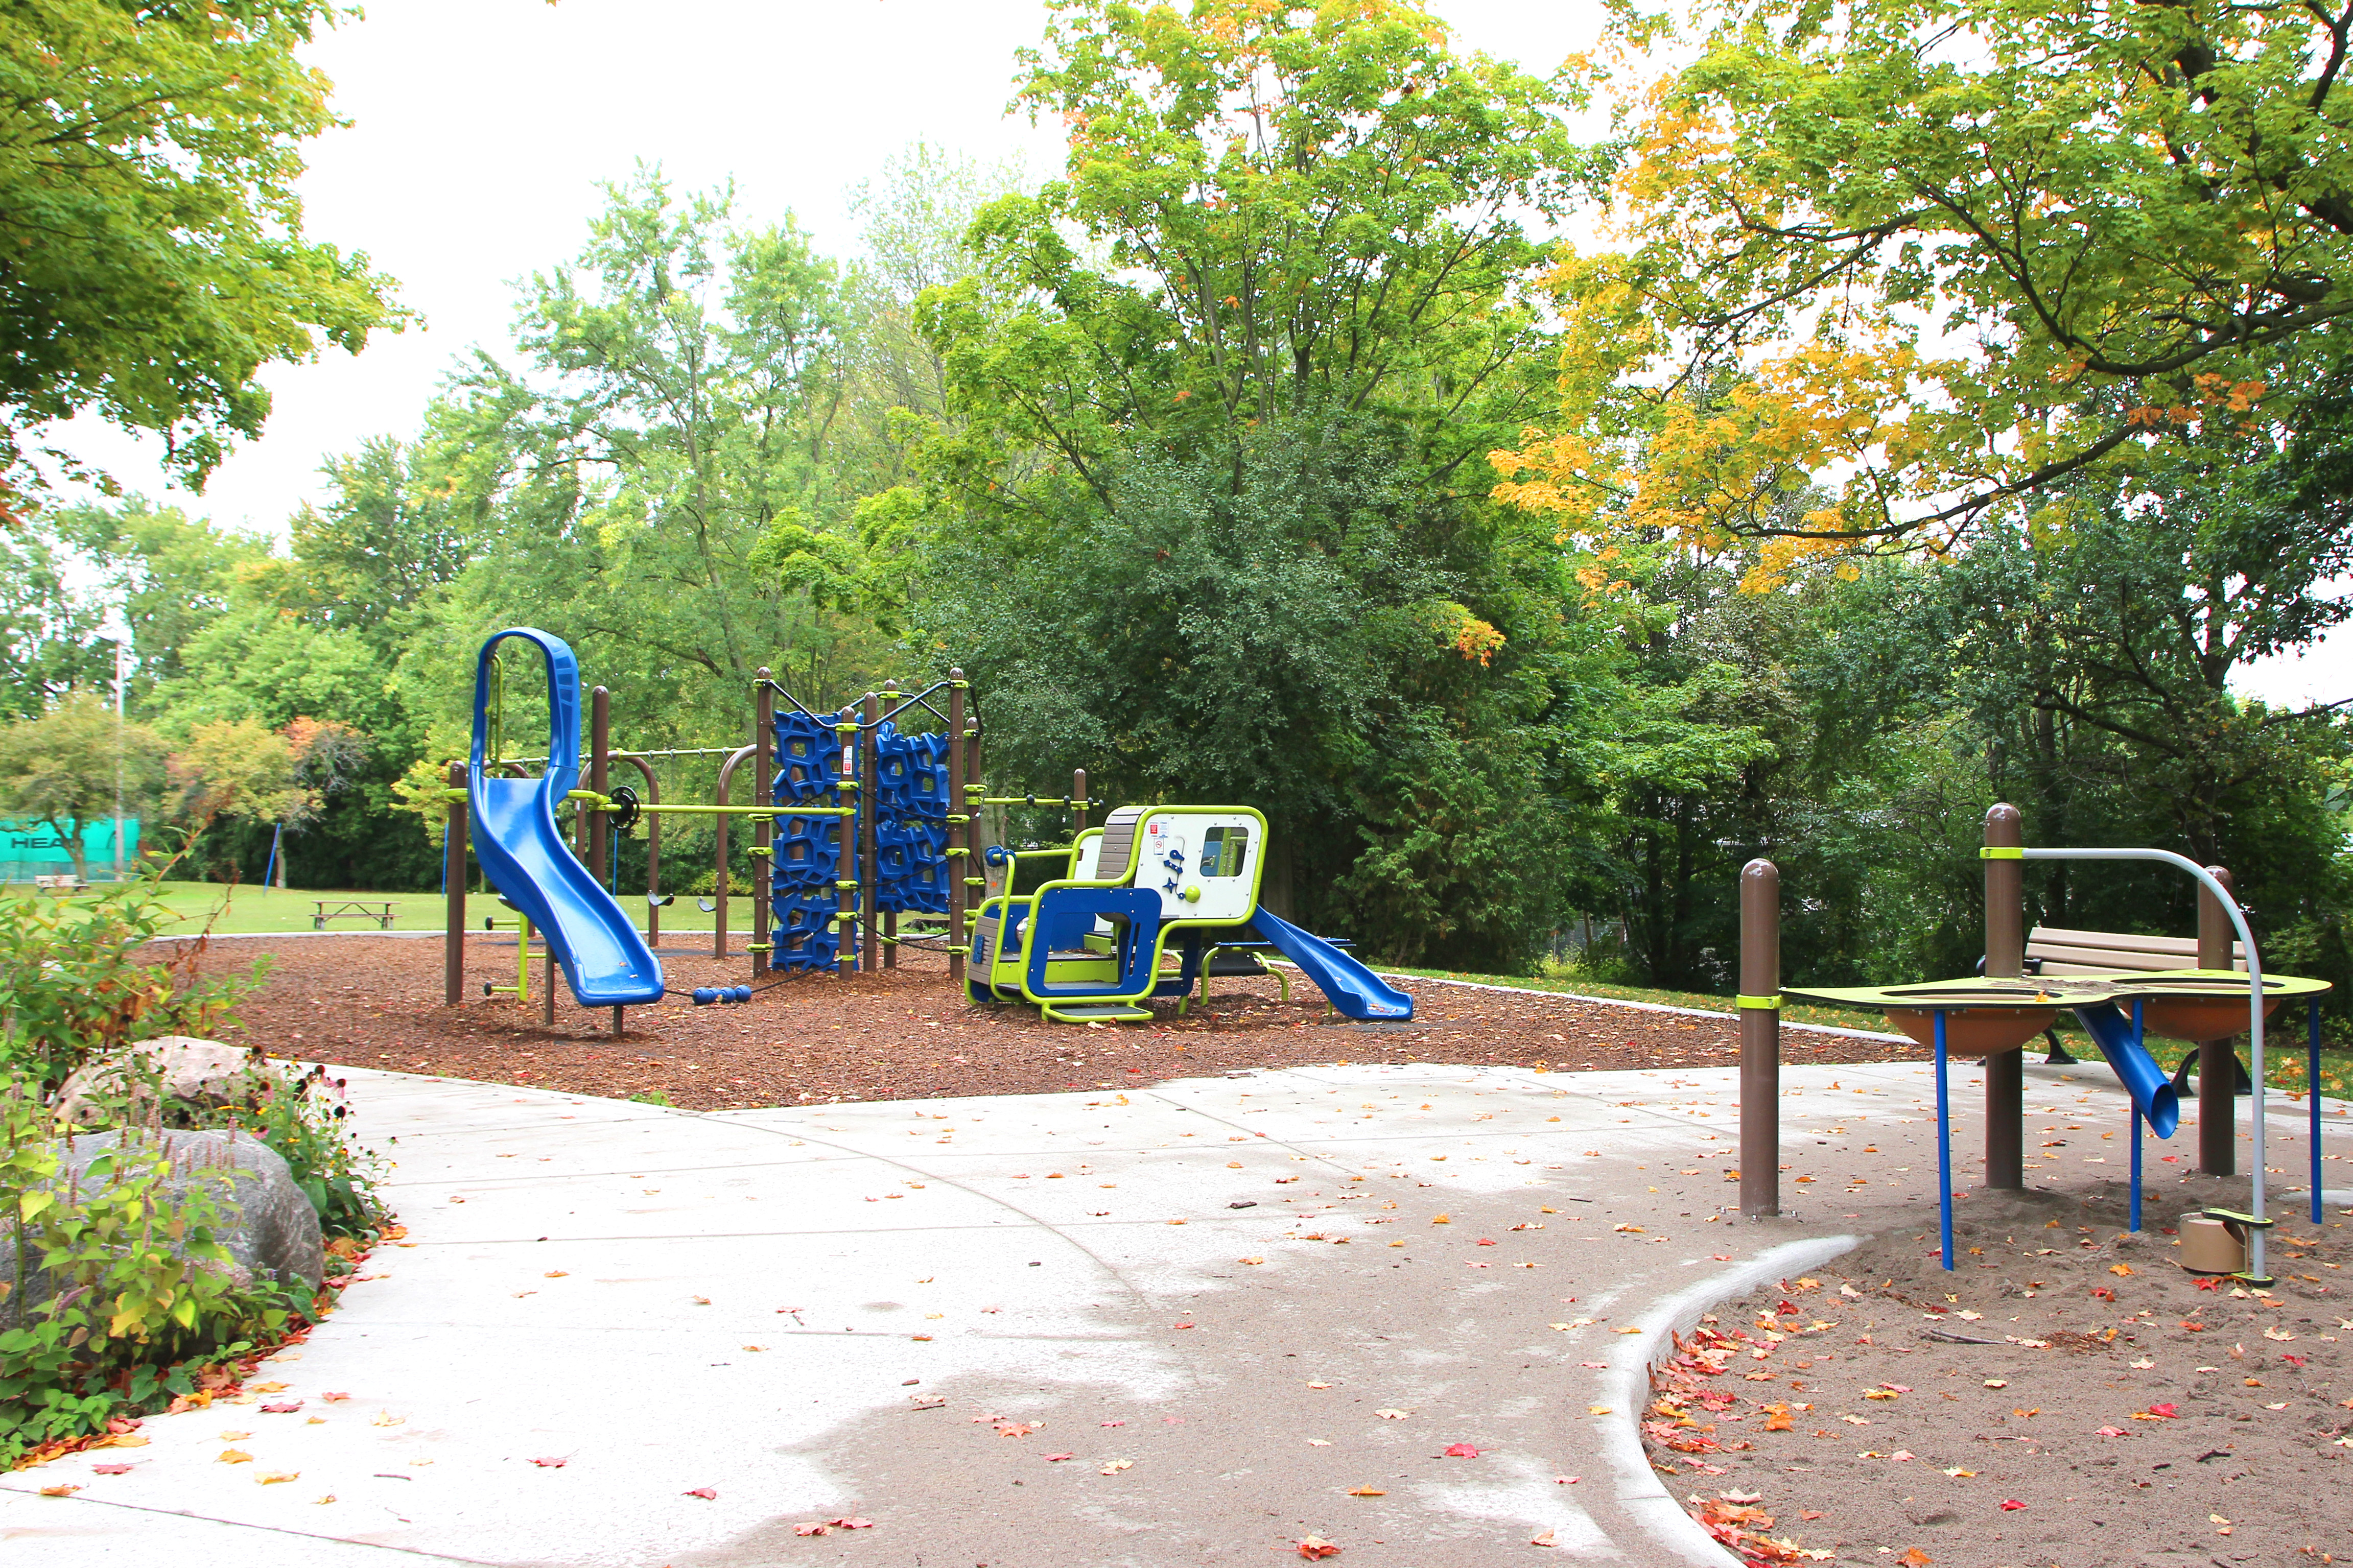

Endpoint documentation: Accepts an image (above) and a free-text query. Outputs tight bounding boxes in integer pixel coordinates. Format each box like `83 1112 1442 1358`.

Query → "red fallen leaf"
795 1522 829 1536
1172 1321 1196 1329
1044 1452 1075 1462
2096 1426 2127 1437
320 1392 351 1403
2147 1403 2179 1418
828 1517 874 1529
105 1417 139 1434
1100 1419 1126 1427
1443 1443 1483 1458
530 1457 568 1468
1475 1239 1497 1246
2284 1353 2309 1368
1800 1510 1824 1521
261 1401 303 1414
683 1487 717 1499
1999 1499 2026 1511
91 1464 133 1476
1297 1536 1342 1559
1776 1300 1799 1315
2194 1277 2222 1292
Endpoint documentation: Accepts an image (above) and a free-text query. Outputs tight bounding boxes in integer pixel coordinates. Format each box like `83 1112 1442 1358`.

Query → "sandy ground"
1645 1184 2353 1565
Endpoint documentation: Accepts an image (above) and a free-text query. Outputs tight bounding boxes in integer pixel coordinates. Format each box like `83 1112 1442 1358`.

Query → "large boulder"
0 1128 324 1329
55 1036 284 1126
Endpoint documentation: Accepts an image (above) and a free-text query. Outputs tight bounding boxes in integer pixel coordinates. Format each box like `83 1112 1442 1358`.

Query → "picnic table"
314 898 397 931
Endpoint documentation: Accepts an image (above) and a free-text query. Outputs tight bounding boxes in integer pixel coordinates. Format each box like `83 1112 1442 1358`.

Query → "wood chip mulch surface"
165 934 1913 1110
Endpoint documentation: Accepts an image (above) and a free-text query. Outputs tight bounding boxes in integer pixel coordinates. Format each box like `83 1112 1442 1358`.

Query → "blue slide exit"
1250 908 1414 1021
469 630 664 1007
2070 1002 2180 1137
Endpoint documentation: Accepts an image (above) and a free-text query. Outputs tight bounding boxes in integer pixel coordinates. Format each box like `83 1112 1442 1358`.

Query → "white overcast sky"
59 0 2348 709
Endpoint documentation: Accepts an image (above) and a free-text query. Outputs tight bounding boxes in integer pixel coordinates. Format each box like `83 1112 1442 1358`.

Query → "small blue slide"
469 629 664 1007
1250 908 1414 1021
2069 1002 2180 1137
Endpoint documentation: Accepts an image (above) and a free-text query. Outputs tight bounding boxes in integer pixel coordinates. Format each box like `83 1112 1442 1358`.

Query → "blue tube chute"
2071 1002 2180 1138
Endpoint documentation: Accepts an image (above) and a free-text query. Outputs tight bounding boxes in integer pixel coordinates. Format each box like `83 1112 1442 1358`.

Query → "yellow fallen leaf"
218 1450 253 1464
1375 1409 1411 1419
37 1484 80 1497
1099 1458 1132 1475
250 1382 289 1394
313 1494 337 1505
257 1471 298 1485
218 1430 251 1441
371 1413 405 1428
1588 1405 1612 1415
1613 1224 1644 1233
544 1271 568 1278
1614 1326 1642 1335
1431 1214 1450 1224
1240 1257 1265 1265
1348 1485 1386 1496
1548 1322 1571 1331
743 1344 766 1352
1941 1467 1974 1478
2109 1264 2134 1277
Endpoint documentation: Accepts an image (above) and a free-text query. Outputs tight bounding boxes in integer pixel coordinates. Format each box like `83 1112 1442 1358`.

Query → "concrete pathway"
4 1054 2343 1567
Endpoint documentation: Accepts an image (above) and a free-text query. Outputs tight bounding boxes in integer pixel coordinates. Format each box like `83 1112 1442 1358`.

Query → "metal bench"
2022 924 2251 1088
314 898 397 931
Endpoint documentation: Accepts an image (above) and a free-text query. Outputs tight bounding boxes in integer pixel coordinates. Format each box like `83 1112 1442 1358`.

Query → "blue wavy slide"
469 629 664 1007
1249 908 1415 1021
2070 1002 2181 1137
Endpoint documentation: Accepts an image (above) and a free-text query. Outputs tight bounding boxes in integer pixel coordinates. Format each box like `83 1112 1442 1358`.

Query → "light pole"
111 637 127 880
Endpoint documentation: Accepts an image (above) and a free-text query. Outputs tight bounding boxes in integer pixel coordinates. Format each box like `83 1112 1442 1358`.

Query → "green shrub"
0 1095 302 1464
217 1060 390 1241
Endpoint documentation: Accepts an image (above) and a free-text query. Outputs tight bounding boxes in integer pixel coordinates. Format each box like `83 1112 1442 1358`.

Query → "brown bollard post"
1738 858 1781 1219
1072 768 1088 834
1984 804 2025 1189
947 671 968 983
2198 865 2238 1176
753 671 774 979
444 761 468 1006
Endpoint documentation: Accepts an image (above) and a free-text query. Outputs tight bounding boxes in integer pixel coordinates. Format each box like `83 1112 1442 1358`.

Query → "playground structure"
963 805 1414 1024
1740 806 2333 1285
437 628 1411 1031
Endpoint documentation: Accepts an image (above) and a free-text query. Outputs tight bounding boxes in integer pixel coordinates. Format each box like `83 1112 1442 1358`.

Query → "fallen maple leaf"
829 1517 874 1529
260 1401 302 1414
2109 1263 2134 1276
1347 1485 1385 1496
683 1486 717 1500
257 1471 299 1485
1375 1409 1410 1419
1897 1549 1934 1566
251 1382 289 1394
530 1456 568 1468
1443 1443 1483 1458
320 1392 350 1403
1099 1458 1133 1475
1531 1530 1558 1547
1999 1499 2026 1511
1298 1535 1342 1559
794 1522 829 1536
218 1450 253 1464
90 1464 133 1476
2096 1426 2126 1438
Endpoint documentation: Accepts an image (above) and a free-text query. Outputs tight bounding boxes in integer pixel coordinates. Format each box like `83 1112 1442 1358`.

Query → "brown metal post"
617 754 661 944
713 743 756 960
543 949 555 1027
588 686 610 889
443 761 467 1006
947 670 968 983
861 691 881 972
1984 804 2025 1190
2198 865 2238 1176
1072 767 1088 834
1739 859 1780 1219
754 671 773 979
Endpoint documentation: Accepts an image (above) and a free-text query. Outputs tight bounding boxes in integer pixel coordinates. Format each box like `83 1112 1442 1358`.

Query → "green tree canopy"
0 0 403 515
0 694 164 880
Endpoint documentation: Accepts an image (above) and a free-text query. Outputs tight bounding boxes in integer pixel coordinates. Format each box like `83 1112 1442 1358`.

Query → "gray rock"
0 1128 323 1329
55 1036 286 1127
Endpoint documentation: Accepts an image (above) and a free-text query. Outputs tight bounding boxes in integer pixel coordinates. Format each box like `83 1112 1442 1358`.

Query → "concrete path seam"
0 1491 506 1563
1600 1233 1866 1568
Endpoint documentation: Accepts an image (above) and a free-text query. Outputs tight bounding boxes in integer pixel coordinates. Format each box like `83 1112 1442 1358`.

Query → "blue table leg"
2130 997 2144 1233
1935 1009 1953 1271
2313 997 2325 1226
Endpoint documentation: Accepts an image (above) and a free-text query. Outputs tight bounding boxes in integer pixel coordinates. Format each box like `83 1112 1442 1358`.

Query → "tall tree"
1492 0 2353 574
0 1 404 516
0 694 164 881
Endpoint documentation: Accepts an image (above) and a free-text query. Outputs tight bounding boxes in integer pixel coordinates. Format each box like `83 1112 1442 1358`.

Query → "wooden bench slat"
2025 923 2245 972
